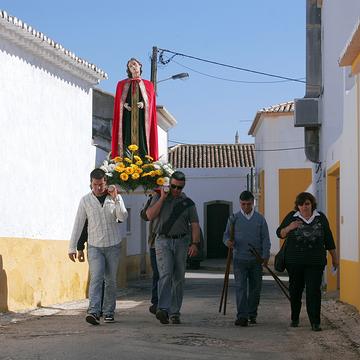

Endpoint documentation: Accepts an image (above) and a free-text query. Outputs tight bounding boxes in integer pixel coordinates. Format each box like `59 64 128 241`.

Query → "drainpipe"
303 0 322 163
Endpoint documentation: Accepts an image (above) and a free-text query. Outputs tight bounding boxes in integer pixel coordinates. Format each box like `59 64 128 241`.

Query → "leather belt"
160 233 187 239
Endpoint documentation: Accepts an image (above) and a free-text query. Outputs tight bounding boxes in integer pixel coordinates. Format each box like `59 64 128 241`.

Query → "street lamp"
157 72 189 83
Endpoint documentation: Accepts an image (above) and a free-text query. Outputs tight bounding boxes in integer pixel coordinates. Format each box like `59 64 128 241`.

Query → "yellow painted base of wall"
0 237 129 312
0 237 89 312
339 259 360 311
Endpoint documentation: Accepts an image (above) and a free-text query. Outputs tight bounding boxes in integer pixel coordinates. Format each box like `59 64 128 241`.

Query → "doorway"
205 201 232 259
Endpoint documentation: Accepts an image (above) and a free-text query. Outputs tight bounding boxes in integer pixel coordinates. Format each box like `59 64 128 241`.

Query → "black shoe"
86 313 100 325
311 323 322 332
170 315 181 324
156 309 169 324
104 315 115 323
149 304 157 315
290 320 299 327
249 317 257 324
235 318 248 327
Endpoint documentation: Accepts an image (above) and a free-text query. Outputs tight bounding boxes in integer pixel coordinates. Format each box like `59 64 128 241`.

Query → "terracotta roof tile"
168 144 254 168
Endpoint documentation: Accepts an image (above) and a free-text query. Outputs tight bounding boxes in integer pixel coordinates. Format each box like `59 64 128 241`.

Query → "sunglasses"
170 184 184 190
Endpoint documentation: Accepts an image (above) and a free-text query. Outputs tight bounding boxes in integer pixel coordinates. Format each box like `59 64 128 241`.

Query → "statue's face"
128 60 141 78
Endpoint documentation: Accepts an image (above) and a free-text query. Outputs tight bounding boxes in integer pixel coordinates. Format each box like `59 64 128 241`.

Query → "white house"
0 10 107 310
168 143 255 259
248 101 313 254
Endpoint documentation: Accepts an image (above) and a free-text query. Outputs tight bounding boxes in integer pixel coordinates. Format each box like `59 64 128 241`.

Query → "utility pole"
150 46 158 94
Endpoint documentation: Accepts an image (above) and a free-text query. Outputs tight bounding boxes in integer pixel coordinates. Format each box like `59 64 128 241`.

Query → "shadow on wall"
0 255 8 312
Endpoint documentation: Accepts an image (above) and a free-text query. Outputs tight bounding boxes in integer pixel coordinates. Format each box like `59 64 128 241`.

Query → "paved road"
0 270 359 360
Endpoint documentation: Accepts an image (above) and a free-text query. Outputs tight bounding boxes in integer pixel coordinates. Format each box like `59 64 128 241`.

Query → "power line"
158 48 306 84
168 58 305 84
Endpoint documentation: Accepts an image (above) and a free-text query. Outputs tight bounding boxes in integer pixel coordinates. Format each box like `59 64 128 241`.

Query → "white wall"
320 1 360 261
177 167 250 253
0 36 96 241
254 113 312 252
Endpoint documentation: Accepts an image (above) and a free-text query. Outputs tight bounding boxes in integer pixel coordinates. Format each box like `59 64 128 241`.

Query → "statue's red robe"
111 78 158 159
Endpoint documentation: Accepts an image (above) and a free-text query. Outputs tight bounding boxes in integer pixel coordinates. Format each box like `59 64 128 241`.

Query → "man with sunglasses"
146 171 200 325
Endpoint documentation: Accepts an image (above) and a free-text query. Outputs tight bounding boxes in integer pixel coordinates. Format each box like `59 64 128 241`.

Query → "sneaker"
104 315 115 323
170 315 181 324
234 318 248 327
249 317 257 324
156 309 169 324
149 304 157 315
86 313 100 325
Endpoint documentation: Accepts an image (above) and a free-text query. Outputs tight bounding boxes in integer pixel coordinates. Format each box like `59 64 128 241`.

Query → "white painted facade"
318 1 360 262
250 111 312 253
0 27 104 242
175 167 251 257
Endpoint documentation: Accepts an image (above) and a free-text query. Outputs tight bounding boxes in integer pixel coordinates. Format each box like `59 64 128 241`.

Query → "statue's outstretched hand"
137 101 144 109
124 103 131 111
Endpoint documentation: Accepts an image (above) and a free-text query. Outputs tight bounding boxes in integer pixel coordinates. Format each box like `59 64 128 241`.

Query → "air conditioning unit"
294 98 320 127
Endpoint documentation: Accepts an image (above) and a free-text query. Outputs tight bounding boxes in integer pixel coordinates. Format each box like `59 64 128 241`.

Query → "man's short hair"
239 190 254 201
170 171 186 182
90 168 106 181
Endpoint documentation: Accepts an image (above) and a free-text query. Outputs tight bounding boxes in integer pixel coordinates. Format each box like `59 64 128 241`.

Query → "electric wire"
168 58 305 84
158 48 306 84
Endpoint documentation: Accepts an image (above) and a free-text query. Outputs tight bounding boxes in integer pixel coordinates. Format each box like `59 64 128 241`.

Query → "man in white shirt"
68 168 128 325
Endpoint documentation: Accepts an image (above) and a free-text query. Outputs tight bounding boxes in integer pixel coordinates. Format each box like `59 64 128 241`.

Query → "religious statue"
111 58 158 159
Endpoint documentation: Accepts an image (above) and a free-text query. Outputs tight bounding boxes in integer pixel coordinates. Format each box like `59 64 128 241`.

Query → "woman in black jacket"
276 192 338 331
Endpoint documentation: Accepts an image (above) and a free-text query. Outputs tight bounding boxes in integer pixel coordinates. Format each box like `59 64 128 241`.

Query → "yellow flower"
156 169 163 176
142 164 153 169
134 155 142 162
149 171 156 177
113 156 122 163
114 165 125 172
120 173 129 181
124 157 132 163
135 168 143 174
145 155 154 161
128 144 139 152
135 160 143 166
156 177 165 186
125 167 134 174
132 173 140 180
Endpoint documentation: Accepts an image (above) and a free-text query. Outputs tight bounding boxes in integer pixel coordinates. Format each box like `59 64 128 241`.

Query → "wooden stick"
248 244 290 301
219 247 232 314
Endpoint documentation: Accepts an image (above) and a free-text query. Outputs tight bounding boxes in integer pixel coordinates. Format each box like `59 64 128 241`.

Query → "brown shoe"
170 315 181 324
235 318 248 327
156 309 169 324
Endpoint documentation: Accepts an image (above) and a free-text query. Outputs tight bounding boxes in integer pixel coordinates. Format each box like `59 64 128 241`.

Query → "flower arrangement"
100 144 174 192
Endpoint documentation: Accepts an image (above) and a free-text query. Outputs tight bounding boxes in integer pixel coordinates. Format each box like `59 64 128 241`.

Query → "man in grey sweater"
223 190 270 327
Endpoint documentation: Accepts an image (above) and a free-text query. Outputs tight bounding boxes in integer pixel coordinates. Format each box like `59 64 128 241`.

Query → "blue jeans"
155 236 189 316
150 247 159 306
233 259 262 319
87 243 121 317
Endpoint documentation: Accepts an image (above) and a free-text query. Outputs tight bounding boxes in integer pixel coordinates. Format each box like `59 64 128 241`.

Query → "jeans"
233 259 263 319
87 243 121 317
155 236 189 316
286 264 324 325
150 247 159 306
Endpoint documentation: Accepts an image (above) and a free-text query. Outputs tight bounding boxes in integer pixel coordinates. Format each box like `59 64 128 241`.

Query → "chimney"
235 131 240 144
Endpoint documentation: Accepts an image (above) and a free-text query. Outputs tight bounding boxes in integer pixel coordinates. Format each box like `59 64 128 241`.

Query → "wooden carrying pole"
248 244 290 301
219 220 234 315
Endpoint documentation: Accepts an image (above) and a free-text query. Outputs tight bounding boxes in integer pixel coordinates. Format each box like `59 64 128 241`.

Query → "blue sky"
1 0 306 145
